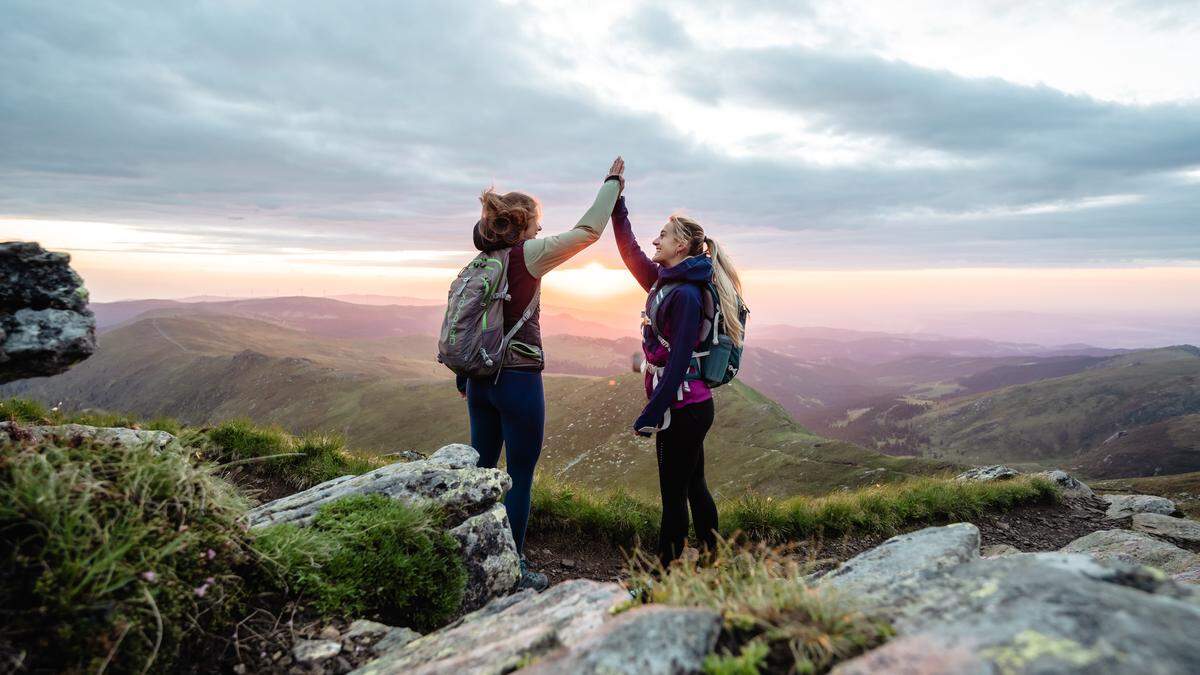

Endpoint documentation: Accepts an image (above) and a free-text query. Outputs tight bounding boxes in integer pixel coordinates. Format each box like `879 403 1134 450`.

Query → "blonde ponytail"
704 236 745 347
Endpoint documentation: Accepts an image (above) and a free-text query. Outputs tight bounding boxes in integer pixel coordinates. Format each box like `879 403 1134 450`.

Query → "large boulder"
824 524 1200 674
1102 494 1178 519
1133 513 1200 544
1060 529 1200 583
0 421 176 453
0 242 96 383
248 444 519 612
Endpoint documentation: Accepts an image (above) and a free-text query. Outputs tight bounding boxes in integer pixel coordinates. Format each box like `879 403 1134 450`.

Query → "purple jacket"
612 196 713 434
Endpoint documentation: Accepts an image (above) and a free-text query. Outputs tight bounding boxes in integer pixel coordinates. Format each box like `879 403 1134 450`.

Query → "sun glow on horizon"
541 262 644 298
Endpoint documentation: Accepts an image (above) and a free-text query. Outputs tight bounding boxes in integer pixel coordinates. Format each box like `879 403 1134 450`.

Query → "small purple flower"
194 584 208 598
206 548 216 561
141 571 157 583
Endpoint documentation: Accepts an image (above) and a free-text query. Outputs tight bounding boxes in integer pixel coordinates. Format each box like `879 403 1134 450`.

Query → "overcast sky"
2 0 1199 274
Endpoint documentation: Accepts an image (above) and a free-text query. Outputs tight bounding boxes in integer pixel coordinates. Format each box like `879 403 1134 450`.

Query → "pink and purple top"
611 196 713 434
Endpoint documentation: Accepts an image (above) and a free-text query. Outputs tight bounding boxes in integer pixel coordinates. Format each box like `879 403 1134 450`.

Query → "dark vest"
503 242 543 370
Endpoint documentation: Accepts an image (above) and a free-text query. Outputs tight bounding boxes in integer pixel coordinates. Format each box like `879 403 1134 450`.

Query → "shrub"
255 494 466 631
625 537 891 674
0 397 52 423
0 433 254 673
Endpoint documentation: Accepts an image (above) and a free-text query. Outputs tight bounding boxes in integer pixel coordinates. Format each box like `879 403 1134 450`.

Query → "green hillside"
1 314 954 499
899 346 1200 474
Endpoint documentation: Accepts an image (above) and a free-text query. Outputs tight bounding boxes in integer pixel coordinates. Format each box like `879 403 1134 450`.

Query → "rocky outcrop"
956 465 1019 482
1133 513 1200 543
955 465 1095 498
1037 469 1095 498
248 444 520 612
0 242 96 383
352 579 720 675
0 421 176 452
1060 529 1200 583
247 443 508 528
822 524 1200 674
1102 493 1178 519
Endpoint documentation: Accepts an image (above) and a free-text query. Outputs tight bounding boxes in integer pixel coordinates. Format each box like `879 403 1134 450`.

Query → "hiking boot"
517 558 549 592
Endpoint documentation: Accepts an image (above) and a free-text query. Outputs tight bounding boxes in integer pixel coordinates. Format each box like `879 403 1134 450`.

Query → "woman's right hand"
607 156 625 192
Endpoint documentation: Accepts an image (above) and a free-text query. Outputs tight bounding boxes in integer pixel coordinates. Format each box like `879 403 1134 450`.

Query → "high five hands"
608 156 625 192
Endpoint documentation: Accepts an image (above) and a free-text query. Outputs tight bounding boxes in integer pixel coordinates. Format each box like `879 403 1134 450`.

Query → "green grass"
625 537 892 674
201 419 380 491
532 473 1059 548
255 494 466 631
0 395 182 433
0 433 255 673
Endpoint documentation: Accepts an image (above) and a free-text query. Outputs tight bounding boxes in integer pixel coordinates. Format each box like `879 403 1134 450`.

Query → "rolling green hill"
896 346 1200 475
1 314 954 499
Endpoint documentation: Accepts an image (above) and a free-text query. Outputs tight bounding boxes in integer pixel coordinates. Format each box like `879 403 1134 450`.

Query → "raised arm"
611 196 659 292
523 160 624 278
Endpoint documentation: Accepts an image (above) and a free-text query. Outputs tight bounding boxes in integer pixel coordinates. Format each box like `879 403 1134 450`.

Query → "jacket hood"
660 254 713 284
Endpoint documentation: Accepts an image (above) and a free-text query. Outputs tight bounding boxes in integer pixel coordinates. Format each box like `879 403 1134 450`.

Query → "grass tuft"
626 536 891 674
0 433 254 673
204 419 380 491
254 494 466 630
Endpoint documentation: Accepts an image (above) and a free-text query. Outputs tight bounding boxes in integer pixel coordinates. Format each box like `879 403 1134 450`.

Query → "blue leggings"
466 369 544 554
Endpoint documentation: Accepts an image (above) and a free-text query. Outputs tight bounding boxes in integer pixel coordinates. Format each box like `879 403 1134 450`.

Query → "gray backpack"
436 248 539 378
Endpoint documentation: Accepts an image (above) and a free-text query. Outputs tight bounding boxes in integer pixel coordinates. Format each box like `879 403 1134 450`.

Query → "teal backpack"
645 281 748 388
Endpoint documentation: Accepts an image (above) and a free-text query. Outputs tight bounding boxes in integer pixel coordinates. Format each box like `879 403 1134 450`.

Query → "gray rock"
352 579 628 675
982 544 1022 558
834 551 1200 674
1133 513 1200 543
1061 529 1200 583
1102 493 1177 519
345 620 420 654
292 639 342 663
818 523 980 608
524 605 722 675
0 421 177 452
1035 469 1095 498
449 503 522 611
0 242 96 383
248 444 519 614
246 445 510 528
956 465 1021 482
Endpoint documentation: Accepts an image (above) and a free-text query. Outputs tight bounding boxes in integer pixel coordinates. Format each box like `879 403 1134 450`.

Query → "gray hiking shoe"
517 558 549 592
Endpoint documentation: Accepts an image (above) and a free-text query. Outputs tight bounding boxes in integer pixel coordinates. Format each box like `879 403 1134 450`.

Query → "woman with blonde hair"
611 179 745 567
458 157 625 591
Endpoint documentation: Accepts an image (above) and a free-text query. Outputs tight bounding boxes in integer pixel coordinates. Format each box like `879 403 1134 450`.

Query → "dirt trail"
523 495 1117 585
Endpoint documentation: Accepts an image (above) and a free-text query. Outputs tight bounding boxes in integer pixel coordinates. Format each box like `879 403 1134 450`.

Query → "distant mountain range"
10 294 1196 487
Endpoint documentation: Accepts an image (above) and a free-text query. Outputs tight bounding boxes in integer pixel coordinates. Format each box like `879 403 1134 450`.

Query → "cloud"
0 0 1198 269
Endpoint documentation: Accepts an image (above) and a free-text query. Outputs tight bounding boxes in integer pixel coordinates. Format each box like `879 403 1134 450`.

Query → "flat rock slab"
247 444 510 528
345 620 420 654
1133 513 1200 543
982 544 1023 558
1102 494 1177 519
524 605 721 675
352 579 629 675
1060 529 1200 583
819 523 980 610
0 421 176 452
834 552 1200 674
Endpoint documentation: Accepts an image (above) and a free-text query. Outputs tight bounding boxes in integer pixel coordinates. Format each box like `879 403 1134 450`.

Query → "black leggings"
655 398 718 566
